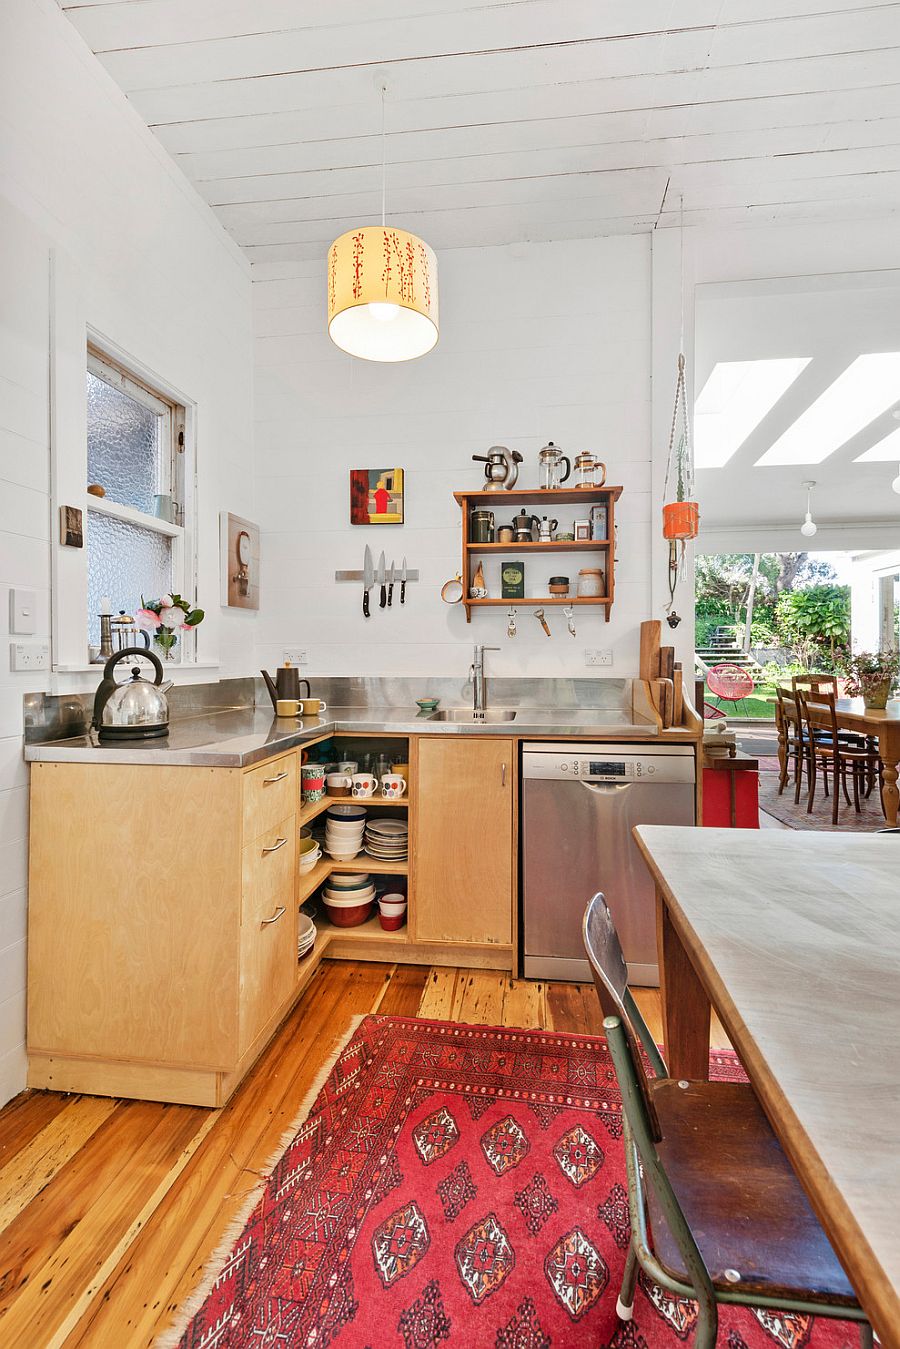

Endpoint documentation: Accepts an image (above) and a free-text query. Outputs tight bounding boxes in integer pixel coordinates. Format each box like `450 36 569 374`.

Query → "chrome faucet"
472 644 500 718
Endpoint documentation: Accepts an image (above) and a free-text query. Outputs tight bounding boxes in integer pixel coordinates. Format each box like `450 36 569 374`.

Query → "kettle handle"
102 646 165 685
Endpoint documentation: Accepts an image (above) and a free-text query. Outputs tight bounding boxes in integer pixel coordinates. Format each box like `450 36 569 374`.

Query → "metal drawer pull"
261 905 286 926
262 837 287 854
262 770 289 785
501 763 507 786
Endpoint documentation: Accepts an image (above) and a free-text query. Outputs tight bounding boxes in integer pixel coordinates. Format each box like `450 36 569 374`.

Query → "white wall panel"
0 0 254 1108
253 235 653 682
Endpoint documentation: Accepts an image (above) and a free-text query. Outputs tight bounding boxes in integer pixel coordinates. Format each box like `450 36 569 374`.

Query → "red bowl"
378 911 406 931
323 897 373 927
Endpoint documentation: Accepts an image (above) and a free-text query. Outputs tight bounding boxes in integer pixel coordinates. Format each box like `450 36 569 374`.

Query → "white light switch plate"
9 588 37 635
10 640 50 671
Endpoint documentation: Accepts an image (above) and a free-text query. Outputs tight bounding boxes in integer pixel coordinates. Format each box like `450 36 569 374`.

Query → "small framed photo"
574 519 591 541
60 505 84 547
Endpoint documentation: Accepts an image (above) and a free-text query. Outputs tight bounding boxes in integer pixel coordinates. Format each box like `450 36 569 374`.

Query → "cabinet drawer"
242 817 296 917
240 818 297 1051
242 752 297 841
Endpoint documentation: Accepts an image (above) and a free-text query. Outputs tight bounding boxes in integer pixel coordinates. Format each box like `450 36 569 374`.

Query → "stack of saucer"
324 804 367 861
297 912 317 959
364 817 408 862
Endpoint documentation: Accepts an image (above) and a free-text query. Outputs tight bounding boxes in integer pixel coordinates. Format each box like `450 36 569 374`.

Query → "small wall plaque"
60 505 84 547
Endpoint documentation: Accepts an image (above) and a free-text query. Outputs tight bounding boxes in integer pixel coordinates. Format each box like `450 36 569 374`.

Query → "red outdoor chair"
706 663 755 717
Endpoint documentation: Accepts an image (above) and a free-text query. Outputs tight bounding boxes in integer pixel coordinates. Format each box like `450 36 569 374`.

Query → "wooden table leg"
879 734 899 827
657 891 711 1080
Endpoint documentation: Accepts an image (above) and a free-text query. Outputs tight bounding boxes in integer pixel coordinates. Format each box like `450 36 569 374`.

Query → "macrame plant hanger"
661 196 699 621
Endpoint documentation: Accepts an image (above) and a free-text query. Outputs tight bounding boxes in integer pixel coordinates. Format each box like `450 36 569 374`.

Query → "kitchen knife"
363 546 374 619
377 551 387 608
400 556 407 605
387 560 395 607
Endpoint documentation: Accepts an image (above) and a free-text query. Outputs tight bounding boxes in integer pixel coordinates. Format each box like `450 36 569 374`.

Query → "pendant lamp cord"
380 83 387 228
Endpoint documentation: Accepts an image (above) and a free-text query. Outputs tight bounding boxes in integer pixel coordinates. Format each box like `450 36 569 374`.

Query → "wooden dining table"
833 697 900 827
634 824 900 1347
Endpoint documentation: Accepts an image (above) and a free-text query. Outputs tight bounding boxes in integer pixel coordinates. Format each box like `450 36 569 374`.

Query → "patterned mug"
381 774 405 799
351 773 377 799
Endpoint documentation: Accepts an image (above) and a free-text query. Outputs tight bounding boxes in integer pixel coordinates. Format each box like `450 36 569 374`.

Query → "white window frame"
85 348 187 646
50 250 199 673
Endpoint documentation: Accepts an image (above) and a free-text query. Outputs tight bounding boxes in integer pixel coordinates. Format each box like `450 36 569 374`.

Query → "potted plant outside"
837 648 900 710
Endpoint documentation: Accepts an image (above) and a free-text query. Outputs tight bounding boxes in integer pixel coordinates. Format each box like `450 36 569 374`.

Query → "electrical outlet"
584 648 613 667
283 648 309 666
10 640 50 672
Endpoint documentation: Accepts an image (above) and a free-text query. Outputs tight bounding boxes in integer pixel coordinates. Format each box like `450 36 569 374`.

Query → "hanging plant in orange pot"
662 352 699 619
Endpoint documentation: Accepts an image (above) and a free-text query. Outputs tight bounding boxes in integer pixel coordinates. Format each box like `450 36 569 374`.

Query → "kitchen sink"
431 708 517 722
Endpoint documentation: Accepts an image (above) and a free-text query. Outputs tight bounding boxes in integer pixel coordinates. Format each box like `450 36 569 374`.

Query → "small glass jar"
576 567 605 598
548 576 569 596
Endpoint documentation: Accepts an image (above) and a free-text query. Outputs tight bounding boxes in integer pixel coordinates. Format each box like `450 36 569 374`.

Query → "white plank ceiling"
56 0 900 263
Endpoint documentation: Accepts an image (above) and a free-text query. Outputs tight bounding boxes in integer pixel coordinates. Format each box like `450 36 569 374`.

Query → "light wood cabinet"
28 753 300 1107
413 737 515 947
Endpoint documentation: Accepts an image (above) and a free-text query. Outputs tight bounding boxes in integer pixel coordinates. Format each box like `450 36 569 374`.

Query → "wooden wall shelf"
454 484 622 623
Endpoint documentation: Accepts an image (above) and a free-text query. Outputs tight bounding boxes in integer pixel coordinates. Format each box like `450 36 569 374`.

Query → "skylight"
694 358 811 469
755 353 900 466
854 426 900 462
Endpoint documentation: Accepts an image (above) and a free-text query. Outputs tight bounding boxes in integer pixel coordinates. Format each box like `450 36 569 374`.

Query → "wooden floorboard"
0 961 728 1347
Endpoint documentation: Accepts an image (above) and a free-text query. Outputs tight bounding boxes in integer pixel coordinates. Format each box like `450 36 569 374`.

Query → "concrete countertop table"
634 824 900 1347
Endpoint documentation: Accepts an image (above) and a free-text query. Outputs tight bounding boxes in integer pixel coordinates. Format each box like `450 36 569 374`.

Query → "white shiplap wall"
0 0 255 1108
254 235 653 681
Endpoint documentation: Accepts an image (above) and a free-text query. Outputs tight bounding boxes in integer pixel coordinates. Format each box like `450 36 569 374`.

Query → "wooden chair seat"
647 1078 857 1307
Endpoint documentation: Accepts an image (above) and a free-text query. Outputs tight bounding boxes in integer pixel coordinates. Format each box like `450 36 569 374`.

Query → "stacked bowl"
324 804 367 861
299 834 322 874
322 872 375 926
297 911 317 957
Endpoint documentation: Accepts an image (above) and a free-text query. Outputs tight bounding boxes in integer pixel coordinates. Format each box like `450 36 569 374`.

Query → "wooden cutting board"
640 620 661 682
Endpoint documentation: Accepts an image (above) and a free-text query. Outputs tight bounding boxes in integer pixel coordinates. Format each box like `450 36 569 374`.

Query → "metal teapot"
472 445 523 492
92 648 172 741
513 508 541 542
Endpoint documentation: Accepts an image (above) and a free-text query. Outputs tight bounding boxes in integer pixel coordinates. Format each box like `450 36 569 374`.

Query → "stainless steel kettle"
92 648 172 741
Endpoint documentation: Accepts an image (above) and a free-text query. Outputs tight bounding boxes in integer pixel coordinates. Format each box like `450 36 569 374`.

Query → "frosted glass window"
87 511 172 644
86 370 163 513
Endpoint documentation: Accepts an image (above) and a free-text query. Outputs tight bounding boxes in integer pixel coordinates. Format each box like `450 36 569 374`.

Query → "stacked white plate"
324 804 367 860
297 912 317 959
364 817 409 861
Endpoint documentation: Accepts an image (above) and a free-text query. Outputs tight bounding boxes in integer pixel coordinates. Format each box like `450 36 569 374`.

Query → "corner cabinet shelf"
453 485 622 623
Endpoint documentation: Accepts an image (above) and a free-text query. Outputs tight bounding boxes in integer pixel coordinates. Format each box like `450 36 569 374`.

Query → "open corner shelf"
454 484 621 623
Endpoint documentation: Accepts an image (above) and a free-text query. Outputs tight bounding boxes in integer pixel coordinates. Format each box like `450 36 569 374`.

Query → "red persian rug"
167 1016 865 1349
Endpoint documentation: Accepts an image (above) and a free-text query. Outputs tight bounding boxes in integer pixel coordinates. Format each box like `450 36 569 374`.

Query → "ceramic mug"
300 767 326 803
276 698 300 716
326 773 352 797
300 698 328 716
351 773 377 798
338 760 358 774
381 774 405 799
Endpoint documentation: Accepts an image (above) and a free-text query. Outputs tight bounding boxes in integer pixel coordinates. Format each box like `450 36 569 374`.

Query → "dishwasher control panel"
522 743 695 785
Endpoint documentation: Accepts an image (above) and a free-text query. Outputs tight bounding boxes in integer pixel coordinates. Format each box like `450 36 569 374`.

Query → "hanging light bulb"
800 479 818 537
327 83 439 362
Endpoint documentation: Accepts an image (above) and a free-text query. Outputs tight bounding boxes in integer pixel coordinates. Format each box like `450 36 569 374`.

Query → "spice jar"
576 567 605 598
548 576 569 596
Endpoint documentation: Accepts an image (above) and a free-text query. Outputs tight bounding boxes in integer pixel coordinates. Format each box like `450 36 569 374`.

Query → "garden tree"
774 584 851 666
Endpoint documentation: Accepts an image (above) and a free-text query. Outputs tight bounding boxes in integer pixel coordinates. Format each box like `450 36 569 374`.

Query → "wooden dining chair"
775 685 804 799
582 893 873 1349
799 689 882 825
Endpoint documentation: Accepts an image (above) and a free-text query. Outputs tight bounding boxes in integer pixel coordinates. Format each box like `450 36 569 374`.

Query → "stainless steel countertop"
23 704 662 767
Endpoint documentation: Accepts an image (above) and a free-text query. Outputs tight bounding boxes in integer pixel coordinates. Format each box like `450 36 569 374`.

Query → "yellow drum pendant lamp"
327 82 439 362
327 226 439 362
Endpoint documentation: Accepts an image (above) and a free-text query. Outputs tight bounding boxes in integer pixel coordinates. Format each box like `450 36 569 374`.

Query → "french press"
538 442 571 490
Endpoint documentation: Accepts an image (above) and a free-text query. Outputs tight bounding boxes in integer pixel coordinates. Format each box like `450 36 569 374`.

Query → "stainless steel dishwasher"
522 743 695 985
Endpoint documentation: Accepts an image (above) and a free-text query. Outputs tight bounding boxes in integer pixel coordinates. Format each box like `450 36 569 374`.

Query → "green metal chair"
582 892 874 1348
